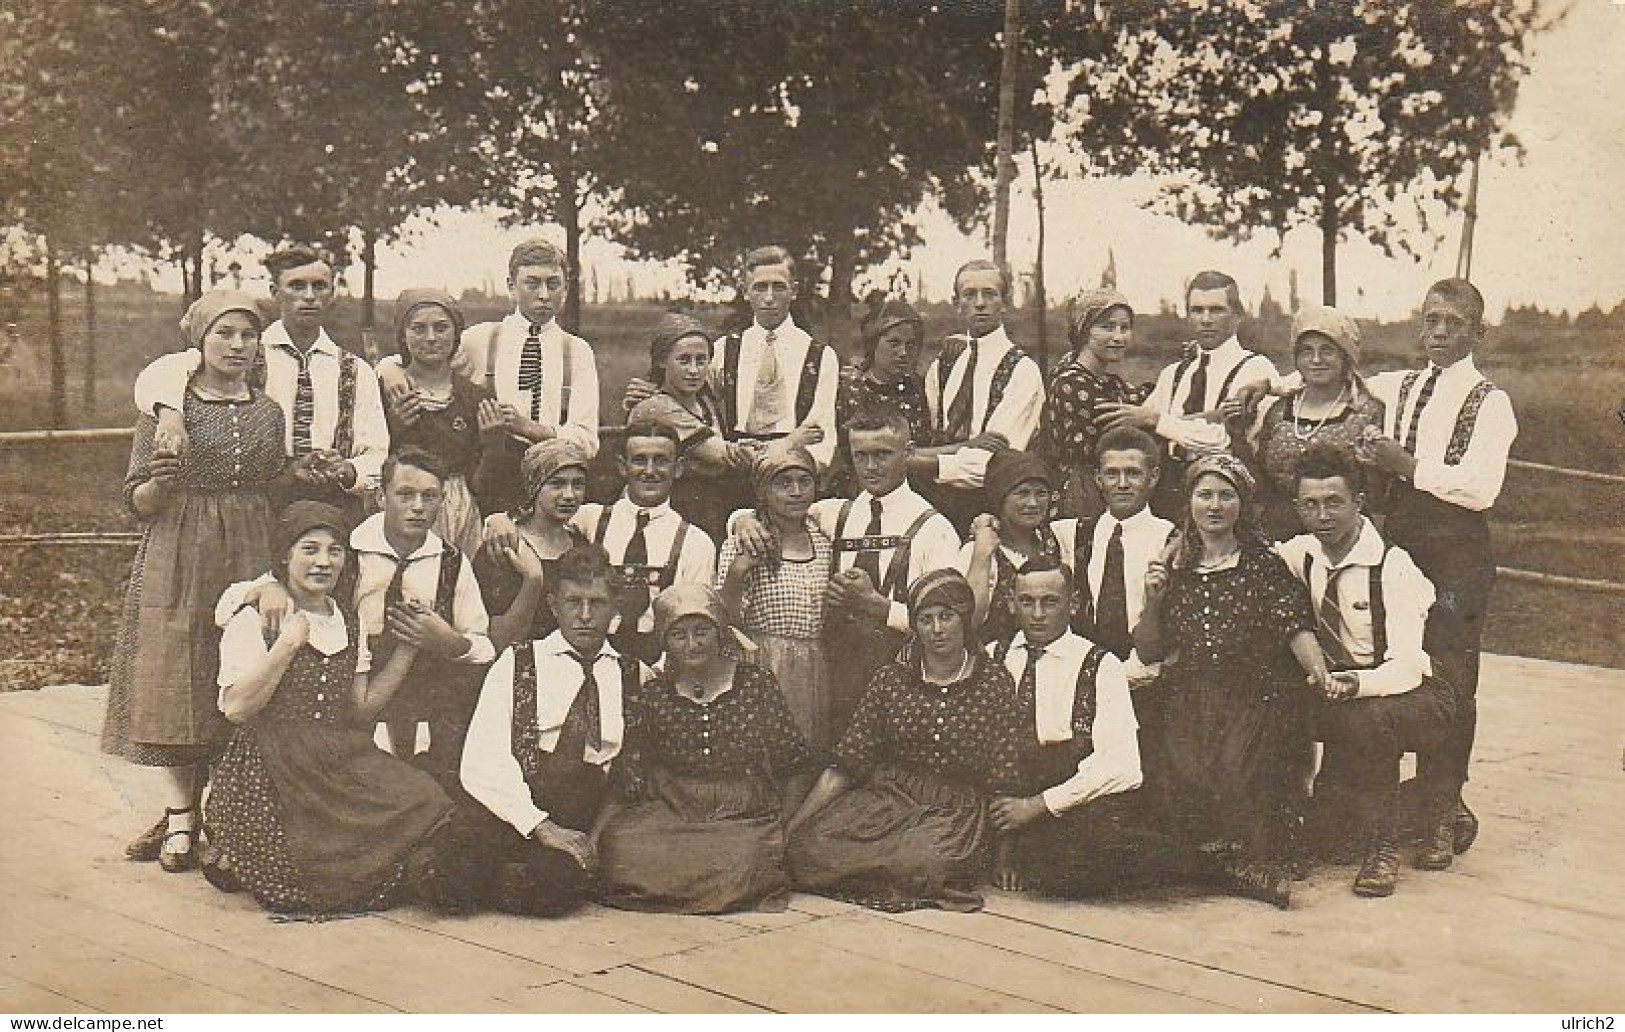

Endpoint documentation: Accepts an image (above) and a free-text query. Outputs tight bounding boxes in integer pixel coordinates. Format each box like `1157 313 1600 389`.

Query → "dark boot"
1220 857 1292 910
125 815 168 862
1453 797 1479 855
1353 836 1400 897
1417 814 1455 871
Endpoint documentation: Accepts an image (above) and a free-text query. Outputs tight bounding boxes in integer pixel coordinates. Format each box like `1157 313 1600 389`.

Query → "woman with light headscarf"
380 288 491 555
1035 288 1150 518
595 584 817 913
472 439 592 654
105 290 288 873
1239 304 1386 539
1134 455 1326 908
716 443 834 748
786 569 1026 912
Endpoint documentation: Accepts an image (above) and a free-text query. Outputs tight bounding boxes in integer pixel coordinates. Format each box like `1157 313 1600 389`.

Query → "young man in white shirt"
459 543 646 916
1277 444 1456 895
138 245 389 523
1096 270 1274 520
988 556 1168 897
913 258 1046 532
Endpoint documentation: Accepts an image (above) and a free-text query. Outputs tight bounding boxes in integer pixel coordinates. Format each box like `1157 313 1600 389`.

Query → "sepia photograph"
1 0 1621 1019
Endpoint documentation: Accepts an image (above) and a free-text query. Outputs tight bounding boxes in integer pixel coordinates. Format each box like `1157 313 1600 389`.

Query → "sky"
152 1 1625 323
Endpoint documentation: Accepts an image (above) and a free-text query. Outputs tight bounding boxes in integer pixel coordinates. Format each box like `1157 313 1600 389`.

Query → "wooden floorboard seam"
623 964 783 1015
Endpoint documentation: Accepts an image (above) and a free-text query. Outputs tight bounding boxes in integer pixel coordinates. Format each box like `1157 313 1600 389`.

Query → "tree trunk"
360 226 379 362
991 0 1023 268
83 253 97 410
177 251 192 304
46 237 65 429
827 233 858 363
189 239 204 307
1028 138 1048 376
558 159 583 334
1319 178 1339 306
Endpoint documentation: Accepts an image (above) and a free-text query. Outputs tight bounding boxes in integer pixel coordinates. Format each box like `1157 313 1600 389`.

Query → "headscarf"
1066 287 1133 358
750 441 818 503
180 289 263 349
1177 453 1265 566
393 288 466 365
652 583 733 646
272 501 351 566
906 568 977 629
858 297 923 370
1290 304 1363 389
983 448 1055 513
647 312 715 384
520 439 590 508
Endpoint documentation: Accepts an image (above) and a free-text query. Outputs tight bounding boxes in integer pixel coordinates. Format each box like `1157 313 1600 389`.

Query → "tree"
1059 0 1548 304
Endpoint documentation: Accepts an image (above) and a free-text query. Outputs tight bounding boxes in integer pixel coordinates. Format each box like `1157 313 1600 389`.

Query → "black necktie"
624 509 651 567
1181 353 1210 416
1316 567 1359 670
518 322 544 423
1402 367 1441 453
944 338 979 441
562 650 604 754
852 497 885 590
1019 643 1045 700
287 343 315 456
620 509 653 622
1094 523 1131 658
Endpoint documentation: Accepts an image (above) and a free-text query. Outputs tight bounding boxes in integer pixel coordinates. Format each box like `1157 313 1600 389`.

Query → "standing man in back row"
1096 270 1275 520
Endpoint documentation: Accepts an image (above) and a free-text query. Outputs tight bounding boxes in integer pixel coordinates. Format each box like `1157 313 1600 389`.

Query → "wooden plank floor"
2 652 1620 1014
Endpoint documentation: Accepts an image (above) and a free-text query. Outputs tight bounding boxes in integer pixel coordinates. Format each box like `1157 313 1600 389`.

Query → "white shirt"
134 322 390 496
1142 335 1275 453
211 516 495 666
715 317 841 468
460 632 635 837
1000 631 1142 815
217 601 372 697
571 497 718 633
459 312 601 458
1076 507 1175 680
1275 519 1436 699
923 325 1046 488
1368 357 1517 512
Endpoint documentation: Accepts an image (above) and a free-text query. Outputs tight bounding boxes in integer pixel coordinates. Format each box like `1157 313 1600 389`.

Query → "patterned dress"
384 374 489 555
596 663 817 913
716 520 834 749
472 528 585 645
1250 391 1386 540
1036 361 1149 518
1150 547 1315 861
827 368 931 497
101 389 285 766
787 652 1026 912
206 605 454 914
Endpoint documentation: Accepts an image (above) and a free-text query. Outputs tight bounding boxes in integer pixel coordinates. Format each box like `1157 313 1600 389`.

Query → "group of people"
100 235 1516 919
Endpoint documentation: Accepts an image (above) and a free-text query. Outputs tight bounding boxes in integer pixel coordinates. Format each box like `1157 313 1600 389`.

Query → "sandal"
158 806 199 873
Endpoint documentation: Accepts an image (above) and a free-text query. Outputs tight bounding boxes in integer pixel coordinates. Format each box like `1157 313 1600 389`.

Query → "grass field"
2 289 1621 688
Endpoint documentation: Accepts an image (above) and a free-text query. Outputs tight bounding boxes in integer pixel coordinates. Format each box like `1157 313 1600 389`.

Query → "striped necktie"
1316 566 1359 670
944 338 979 441
518 322 544 423
1401 367 1441 453
564 650 605 753
286 343 316 456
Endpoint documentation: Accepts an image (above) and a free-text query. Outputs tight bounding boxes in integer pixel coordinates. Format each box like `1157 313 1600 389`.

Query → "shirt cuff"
1040 787 1072 817
885 600 910 635
458 634 496 666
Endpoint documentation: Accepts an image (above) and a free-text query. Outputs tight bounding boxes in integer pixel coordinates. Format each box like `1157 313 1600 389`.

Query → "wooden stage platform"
2 652 1620 1014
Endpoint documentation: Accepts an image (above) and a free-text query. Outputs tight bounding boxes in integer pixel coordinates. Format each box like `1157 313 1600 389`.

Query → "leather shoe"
1221 858 1292 910
1417 816 1455 871
1353 840 1400 897
1454 798 1479 855
201 847 241 894
125 815 168 862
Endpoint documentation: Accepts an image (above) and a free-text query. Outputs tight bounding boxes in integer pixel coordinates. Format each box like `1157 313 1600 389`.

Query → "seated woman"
1237 305 1385 540
828 297 931 497
1134 455 1327 909
596 585 818 914
627 312 757 542
205 502 458 915
786 570 1026 913
473 439 591 655
717 444 834 749
380 288 491 555
961 448 1078 648
1035 289 1149 519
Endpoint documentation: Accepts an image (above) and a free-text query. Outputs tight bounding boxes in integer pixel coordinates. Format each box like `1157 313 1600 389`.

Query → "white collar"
746 316 805 343
855 480 919 513
506 311 559 335
540 629 620 661
350 513 445 561
1099 505 1158 533
1192 335 1245 365
1306 517 1387 572
265 321 340 357
1010 629 1087 659
614 495 676 521
968 324 1013 354
1427 355 1480 383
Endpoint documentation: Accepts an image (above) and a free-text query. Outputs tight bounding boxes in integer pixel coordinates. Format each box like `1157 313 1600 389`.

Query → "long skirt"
788 765 992 912
434 473 483 558
596 767 789 914
206 721 454 914
755 632 832 753
101 490 273 765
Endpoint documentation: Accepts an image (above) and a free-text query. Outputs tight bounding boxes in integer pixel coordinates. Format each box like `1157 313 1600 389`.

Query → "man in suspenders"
568 421 717 665
1359 279 1516 856
137 245 390 524
1096 270 1274 521
911 259 1045 533
1276 444 1455 896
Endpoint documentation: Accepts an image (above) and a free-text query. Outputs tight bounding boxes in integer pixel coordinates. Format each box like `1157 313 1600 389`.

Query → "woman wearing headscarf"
204 502 458 914
473 439 591 654
1134 455 1327 908
786 569 1026 912
828 297 931 497
595 585 818 913
1035 288 1150 518
960 448 1079 648
380 288 490 555
627 312 758 542
1238 304 1386 540
105 290 288 873
716 443 835 749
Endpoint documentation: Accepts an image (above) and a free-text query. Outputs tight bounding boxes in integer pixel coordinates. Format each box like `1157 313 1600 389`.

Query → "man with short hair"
136 245 390 521
1276 443 1455 895
1096 270 1275 519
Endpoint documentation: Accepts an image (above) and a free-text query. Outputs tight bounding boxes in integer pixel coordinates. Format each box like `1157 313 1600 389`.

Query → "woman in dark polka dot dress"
1135 455 1328 908
827 298 931 498
595 585 818 913
786 570 1026 912
204 503 457 915
102 291 287 873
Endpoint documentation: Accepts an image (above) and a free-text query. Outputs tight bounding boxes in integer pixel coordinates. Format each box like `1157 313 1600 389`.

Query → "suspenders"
1302 545 1391 666
831 497 938 602
483 322 574 425
994 639 1104 741
721 332 828 435
1393 370 1499 467
932 341 1027 440
590 506 691 592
